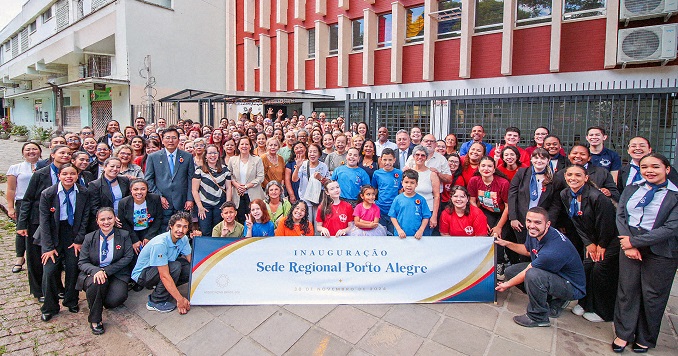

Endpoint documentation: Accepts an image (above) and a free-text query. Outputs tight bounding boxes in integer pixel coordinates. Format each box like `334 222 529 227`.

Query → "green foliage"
31 126 53 141
11 125 29 136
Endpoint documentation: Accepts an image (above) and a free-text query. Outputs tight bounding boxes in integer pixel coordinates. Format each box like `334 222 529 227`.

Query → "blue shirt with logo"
388 193 432 236
131 231 191 281
372 168 403 216
590 147 621 172
332 165 370 200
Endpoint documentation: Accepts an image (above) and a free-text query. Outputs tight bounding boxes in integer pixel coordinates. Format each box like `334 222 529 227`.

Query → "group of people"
5 111 677 353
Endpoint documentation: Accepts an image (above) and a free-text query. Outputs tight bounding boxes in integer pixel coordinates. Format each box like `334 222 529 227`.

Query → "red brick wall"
374 49 391 85
434 38 462 81
348 52 363 87
470 32 503 78
402 43 424 83
305 59 314 89
513 26 551 75
327 56 338 88
560 19 606 72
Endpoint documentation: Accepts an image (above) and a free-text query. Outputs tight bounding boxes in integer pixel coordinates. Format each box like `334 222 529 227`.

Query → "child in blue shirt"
244 199 276 237
371 148 402 233
331 147 370 205
389 169 431 239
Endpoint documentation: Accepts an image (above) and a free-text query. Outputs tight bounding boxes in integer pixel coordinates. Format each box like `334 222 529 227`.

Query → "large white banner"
190 236 496 305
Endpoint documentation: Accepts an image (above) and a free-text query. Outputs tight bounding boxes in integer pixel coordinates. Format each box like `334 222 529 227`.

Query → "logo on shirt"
599 159 611 167
464 226 474 235
339 214 348 223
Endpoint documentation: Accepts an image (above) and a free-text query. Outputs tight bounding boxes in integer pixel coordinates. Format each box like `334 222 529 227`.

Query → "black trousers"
236 194 251 224
41 221 79 314
14 200 26 258
580 249 619 321
26 224 43 298
137 258 191 303
614 248 678 347
84 275 129 323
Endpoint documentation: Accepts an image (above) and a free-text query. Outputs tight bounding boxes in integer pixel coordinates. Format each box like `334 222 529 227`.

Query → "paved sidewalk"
0 138 677 355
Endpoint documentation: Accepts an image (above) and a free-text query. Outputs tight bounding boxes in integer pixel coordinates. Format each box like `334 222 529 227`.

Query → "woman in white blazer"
228 137 265 223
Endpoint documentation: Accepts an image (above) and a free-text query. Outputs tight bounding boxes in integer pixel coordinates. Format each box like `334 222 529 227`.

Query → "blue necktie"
51 164 60 183
64 186 75 225
630 164 643 184
530 167 546 202
104 177 119 210
635 181 668 208
168 153 175 176
100 231 112 266
569 189 582 218
79 175 86 186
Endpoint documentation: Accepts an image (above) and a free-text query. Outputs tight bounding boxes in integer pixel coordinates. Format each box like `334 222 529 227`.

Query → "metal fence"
131 103 178 125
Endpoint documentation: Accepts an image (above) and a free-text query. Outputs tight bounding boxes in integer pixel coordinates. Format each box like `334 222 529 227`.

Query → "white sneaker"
583 312 604 322
572 304 585 316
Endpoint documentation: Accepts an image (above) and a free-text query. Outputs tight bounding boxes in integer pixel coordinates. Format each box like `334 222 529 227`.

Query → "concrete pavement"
0 138 677 355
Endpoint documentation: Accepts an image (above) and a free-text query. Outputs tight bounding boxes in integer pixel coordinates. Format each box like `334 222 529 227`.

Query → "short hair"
51 144 69 155
168 212 191 228
381 148 396 158
586 126 606 135
58 163 77 173
220 201 237 211
412 145 428 157
570 144 590 156
129 178 148 189
161 127 179 138
505 127 521 136
396 129 409 136
527 207 550 222
80 126 94 134
402 169 419 182
135 117 146 122
543 134 561 144
96 207 115 219
103 157 122 166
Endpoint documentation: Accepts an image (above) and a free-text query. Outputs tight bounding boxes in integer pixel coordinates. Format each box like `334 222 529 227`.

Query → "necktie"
635 181 668 208
400 150 406 168
51 164 60 183
569 189 583 218
64 186 75 225
168 153 175 176
630 164 643 184
79 175 86 186
530 167 546 202
100 231 111 266
104 177 119 208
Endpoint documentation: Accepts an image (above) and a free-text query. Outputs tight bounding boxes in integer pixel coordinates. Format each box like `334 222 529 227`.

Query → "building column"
315 21 329 89
604 0 620 69
423 0 438 81
338 15 351 87
459 0 474 78
550 0 562 72
244 38 256 91
339 0 350 10
259 34 271 92
501 0 516 76
391 1 406 84
295 0 305 20
316 0 327 16
244 0 255 33
225 0 237 90
276 30 289 91
363 8 377 85
277 0 288 25
293 26 308 90
260 0 271 29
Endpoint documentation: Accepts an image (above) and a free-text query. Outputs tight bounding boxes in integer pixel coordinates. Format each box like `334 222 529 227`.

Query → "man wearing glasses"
64 133 82 153
79 127 95 141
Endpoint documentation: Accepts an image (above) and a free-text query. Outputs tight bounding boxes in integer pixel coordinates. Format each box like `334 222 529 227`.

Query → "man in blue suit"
144 127 195 228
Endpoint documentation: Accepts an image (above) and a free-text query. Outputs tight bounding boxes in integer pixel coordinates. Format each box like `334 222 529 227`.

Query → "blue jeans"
198 204 223 237
506 263 574 323
379 215 394 235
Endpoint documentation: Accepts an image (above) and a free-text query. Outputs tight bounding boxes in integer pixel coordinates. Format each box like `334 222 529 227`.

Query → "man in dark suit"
144 127 195 227
394 130 413 170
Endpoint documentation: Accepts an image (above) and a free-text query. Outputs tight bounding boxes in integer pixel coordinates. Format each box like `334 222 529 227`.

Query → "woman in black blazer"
613 153 678 353
77 207 134 335
71 151 95 187
560 165 618 323
508 148 559 263
118 179 163 251
37 164 91 322
17 144 72 300
87 157 130 232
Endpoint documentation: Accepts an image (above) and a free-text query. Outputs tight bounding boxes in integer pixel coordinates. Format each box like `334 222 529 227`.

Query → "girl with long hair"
244 199 275 237
316 180 353 237
275 200 314 236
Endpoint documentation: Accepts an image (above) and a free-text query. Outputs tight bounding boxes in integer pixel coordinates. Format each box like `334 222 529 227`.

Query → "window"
29 21 37 33
378 13 392 48
406 6 425 43
256 44 260 68
42 7 53 23
308 29 315 59
564 0 606 20
517 0 552 26
352 18 364 51
329 24 339 55
475 0 503 32
145 0 172 8
437 0 462 39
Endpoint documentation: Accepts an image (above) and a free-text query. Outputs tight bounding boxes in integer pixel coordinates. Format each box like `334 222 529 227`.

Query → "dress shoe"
41 313 54 322
612 341 627 353
68 306 79 313
38 296 45 303
90 322 105 335
632 343 648 353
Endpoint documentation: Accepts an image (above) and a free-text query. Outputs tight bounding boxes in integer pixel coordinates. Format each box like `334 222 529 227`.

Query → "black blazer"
87 160 103 178
87 176 131 232
78 171 95 187
508 167 560 225
76 228 134 290
97 135 112 147
617 163 678 194
17 166 54 230
37 183 90 253
117 193 163 243
559 184 618 250
553 165 620 202
393 147 413 170
617 184 678 258
550 155 569 173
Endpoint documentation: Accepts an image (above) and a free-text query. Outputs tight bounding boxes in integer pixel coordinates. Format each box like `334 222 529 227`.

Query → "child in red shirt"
316 180 353 237
439 186 488 236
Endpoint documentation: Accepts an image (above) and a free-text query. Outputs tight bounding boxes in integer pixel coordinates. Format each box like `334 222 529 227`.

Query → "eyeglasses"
81 132 93 136
67 138 81 143
96 148 110 152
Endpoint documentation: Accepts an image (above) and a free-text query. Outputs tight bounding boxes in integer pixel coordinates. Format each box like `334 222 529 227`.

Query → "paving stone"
346 348 373 356
431 317 491 356
352 304 392 318
660 314 672 335
505 289 529 314
555 310 614 343
201 305 233 317
415 340 464 356
494 311 554 353
667 295 678 315
669 314 678 335
155 306 214 344
444 303 499 331
283 304 337 323
555 329 612 356
419 303 447 313
317 305 379 344
383 304 440 337
653 332 678 356
224 337 275 356
490 336 550 356
284 327 352 356
219 305 279 335
250 310 312 355
358 322 423 356
177 319 241 356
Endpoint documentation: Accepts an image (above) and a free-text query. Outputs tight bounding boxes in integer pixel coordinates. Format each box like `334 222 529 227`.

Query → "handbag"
302 160 323 205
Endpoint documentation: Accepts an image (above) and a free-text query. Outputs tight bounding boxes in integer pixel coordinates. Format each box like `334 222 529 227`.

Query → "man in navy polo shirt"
495 207 585 327
586 126 622 183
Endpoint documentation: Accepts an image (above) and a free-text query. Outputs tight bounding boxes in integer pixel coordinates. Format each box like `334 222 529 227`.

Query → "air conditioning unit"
620 0 678 22
4 98 14 108
20 81 32 90
617 24 678 65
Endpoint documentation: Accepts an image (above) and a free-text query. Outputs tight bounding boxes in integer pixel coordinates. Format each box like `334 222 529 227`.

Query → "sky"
0 0 25 30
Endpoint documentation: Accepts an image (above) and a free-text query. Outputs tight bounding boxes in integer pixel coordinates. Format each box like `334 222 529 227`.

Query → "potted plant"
11 125 29 142
0 118 12 139
30 126 46 145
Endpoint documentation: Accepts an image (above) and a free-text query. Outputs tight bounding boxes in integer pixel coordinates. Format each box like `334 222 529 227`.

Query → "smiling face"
352 136 365 150
162 131 179 151
346 148 360 167
267 184 282 200
502 149 517 166
628 137 651 163
410 127 422 143
112 132 125 146
322 134 334 149
212 130 224 143
448 156 460 172
478 159 496 178
206 146 220 164
568 146 590 166
586 128 606 147
72 153 90 171
58 166 78 187
291 203 307 222
357 123 368 136
543 137 561 157
97 210 116 233
117 148 132 164
238 138 251 155
169 218 189 242
533 128 549 145
468 143 484 162
83 138 97 154
335 136 347 153
53 147 72 165
130 181 148 202
125 128 137 141
377 127 389 143
525 211 550 240
451 189 469 210
221 207 237 223
250 203 263 221
308 145 320 162
22 143 41 162
223 140 235 154
106 121 120 134
325 181 341 200
640 156 670 185
531 153 549 172
396 132 410 150
564 166 588 192
361 188 376 204
402 176 417 195
131 137 144 152
103 159 121 179
362 141 376 157
470 126 485 141
184 141 194 154
504 131 520 146
436 141 447 155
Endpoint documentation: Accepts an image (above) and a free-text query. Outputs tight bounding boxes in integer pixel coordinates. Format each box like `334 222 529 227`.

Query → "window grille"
56 0 70 31
20 28 29 53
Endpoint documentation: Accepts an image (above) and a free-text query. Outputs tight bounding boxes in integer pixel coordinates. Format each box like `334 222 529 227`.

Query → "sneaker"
572 304 585 316
496 263 505 281
583 312 604 322
146 300 176 313
513 314 550 327
549 299 571 318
